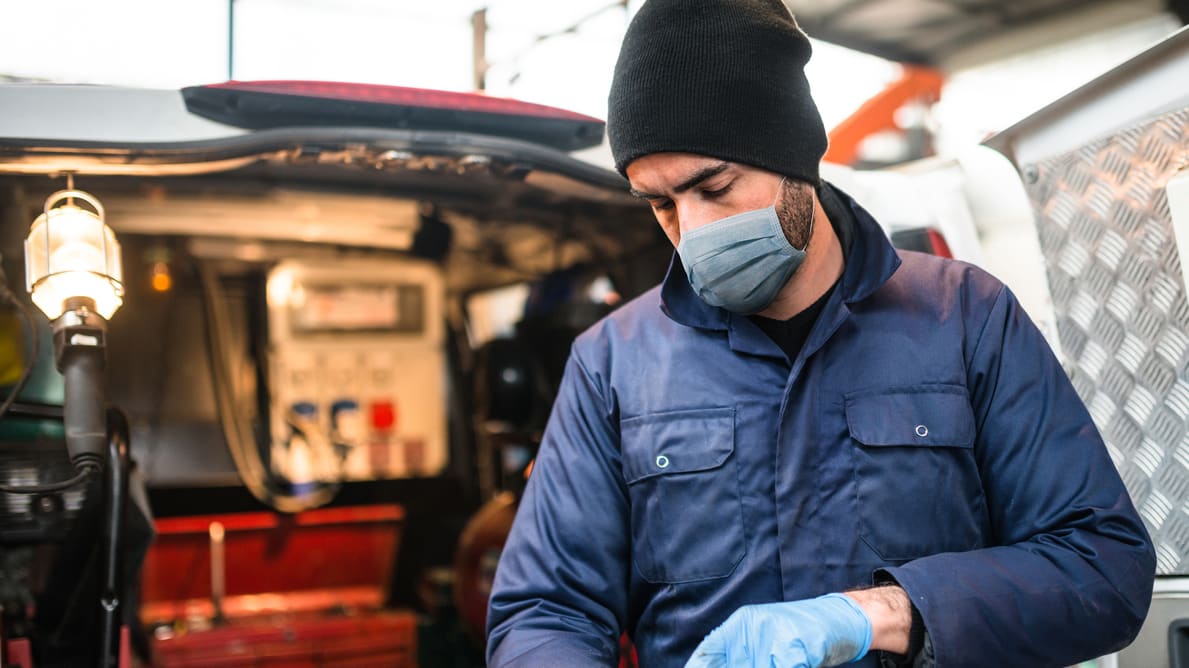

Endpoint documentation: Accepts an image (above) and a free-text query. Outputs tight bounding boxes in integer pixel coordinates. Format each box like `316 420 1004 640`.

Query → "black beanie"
607 0 827 185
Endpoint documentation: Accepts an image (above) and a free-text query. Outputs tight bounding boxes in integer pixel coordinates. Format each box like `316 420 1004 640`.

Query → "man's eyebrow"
629 162 732 200
674 162 731 193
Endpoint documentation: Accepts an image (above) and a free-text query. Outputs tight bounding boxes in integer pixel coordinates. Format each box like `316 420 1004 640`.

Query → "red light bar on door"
209 81 601 122
181 80 606 152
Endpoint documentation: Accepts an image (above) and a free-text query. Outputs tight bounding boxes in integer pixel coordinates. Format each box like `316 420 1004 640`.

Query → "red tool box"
139 505 416 667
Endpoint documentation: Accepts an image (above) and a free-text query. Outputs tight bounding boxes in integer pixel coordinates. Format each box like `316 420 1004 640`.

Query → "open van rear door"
986 26 1189 667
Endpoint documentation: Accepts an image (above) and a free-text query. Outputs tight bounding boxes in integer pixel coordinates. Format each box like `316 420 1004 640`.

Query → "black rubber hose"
61 346 107 472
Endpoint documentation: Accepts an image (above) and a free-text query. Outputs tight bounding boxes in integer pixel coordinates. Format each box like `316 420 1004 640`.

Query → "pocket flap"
845 387 975 448
621 407 735 483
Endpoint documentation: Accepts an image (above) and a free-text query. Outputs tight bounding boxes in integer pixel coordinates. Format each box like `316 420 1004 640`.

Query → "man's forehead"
632 153 733 172
626 154 739 190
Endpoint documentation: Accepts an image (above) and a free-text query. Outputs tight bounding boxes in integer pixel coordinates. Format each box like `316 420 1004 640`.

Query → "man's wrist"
843 585 912 655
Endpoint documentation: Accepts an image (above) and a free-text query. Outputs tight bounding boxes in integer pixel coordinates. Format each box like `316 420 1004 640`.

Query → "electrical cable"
0 465 96 494
498 0 630 84
197 262 337 513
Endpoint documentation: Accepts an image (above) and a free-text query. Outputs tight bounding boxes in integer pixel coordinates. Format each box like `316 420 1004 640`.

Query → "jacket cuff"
873 569 928 667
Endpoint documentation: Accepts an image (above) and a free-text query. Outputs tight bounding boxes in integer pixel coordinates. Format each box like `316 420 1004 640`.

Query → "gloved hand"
683 593 873 668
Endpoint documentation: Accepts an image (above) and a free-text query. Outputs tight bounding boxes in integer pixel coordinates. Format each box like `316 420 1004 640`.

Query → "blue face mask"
676 180 812 314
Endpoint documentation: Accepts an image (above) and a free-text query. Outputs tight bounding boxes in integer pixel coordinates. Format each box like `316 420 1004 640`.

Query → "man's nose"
675 200 717 238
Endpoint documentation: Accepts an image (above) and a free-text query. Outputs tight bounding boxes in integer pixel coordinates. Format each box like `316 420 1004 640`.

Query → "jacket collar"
659 182 902 333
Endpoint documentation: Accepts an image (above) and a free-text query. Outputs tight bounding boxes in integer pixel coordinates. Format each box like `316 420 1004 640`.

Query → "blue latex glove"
683 593 873 668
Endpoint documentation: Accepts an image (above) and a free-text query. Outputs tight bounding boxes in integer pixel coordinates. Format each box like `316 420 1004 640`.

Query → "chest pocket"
845 386 989 562
621 407 745 583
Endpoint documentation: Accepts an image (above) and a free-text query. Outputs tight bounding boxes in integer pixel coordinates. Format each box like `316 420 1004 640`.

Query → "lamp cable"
0 276 101 494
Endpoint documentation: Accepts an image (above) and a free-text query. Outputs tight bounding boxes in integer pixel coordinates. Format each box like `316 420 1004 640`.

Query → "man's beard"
776 179 815 251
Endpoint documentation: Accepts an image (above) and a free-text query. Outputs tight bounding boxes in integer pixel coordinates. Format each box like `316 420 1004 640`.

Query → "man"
486 0 1156 666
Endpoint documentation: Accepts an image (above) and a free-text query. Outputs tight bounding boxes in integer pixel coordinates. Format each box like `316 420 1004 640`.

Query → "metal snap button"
656 455 670 469
915 425 929 438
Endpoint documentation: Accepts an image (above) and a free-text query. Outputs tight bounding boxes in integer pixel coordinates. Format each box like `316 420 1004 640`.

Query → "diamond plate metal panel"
1025 109 1189 574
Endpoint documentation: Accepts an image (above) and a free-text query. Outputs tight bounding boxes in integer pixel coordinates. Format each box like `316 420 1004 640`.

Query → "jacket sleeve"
486 349 627 667
882 285 1156 667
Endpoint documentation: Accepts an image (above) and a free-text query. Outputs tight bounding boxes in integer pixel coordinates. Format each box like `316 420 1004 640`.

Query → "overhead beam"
790 0 1173 69
938 0 1172 69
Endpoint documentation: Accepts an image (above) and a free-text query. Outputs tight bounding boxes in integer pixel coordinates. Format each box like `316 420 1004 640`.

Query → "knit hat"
607 0 827 185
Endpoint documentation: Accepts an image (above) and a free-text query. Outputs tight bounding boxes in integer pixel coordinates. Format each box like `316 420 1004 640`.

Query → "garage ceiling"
786 0 1188 69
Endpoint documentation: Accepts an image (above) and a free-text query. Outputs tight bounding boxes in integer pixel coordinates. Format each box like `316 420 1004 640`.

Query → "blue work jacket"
487 187 1155 667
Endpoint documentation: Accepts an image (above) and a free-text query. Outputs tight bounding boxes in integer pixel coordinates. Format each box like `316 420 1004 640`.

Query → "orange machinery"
824 64 945 166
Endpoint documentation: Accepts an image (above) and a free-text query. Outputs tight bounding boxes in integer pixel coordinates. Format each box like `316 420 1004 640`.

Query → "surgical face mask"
676 180 813 314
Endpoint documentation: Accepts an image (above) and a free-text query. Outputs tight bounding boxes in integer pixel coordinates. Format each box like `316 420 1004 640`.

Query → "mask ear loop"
800 191 816 253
